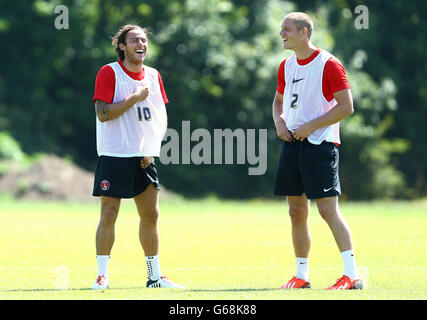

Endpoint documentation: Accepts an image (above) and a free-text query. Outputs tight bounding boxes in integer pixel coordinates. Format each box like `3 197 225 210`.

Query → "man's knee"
135 185 160 225
141 206 160 225
100 198 120 226
288 203 309 223
316 199 338 222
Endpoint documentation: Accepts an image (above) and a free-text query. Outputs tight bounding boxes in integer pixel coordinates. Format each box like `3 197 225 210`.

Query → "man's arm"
95 86 149 122
292 88 354 141
273 91 295 142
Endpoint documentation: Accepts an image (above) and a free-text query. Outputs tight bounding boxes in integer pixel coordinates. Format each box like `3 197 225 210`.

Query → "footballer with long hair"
91 24 184 289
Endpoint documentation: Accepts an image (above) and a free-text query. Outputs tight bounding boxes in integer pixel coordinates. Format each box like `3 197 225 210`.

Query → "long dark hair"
111 24 148 61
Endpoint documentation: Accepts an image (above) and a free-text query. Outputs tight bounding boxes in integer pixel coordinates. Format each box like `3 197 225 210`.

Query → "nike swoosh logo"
323 187 334 192
146 172 159 184
148 176 159 184
292 78 304 83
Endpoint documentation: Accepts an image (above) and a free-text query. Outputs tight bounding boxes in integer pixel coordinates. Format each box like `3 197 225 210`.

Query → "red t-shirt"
276 48 350 102
93 60 169 104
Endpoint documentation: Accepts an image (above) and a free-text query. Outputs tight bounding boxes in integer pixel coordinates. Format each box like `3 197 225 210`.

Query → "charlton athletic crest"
100 180 110 191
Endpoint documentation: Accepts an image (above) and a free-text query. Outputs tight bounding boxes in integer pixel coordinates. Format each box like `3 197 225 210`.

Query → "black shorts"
274 140 341 199
92 156 160 199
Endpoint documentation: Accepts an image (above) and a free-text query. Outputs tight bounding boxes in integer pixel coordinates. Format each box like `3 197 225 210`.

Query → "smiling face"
119 28 148 65
280 13 313 51
280 17 302 50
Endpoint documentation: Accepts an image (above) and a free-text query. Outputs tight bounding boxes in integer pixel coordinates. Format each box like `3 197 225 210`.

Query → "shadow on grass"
188 288 277 292
2 287 278 293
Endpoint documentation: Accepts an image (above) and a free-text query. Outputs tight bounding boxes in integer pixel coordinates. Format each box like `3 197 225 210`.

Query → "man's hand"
140 156 153 169
133 86 149 102
290 89 354 141
275 118 295 142
272 92 295 142
95 86 150 123
292 123 314 141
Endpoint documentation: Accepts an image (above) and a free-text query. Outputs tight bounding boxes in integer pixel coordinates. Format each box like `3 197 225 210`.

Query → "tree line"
0 0 425 199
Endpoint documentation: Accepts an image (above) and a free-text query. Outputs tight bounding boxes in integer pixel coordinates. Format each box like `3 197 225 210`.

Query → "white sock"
146 255 162 280
295 257 309 281
341 250 359 279
96 255 110 279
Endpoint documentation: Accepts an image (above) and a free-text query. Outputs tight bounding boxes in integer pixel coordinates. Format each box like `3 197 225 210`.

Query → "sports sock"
146 255 162 280
341 250 359 279
295 257 309 281
96 255 110 279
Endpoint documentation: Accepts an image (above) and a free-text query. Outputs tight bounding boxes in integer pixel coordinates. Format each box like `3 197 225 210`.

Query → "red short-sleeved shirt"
276 48 350 102
93 60 169 104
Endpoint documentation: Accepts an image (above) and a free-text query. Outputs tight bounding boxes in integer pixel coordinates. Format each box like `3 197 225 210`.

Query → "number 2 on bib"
290 93 298 109
137 106 152 121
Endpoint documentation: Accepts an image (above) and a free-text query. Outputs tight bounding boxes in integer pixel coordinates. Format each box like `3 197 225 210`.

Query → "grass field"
0 195 426 300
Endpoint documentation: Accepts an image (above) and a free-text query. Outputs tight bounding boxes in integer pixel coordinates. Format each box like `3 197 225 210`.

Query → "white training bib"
96 62 167 157
282 50 340 145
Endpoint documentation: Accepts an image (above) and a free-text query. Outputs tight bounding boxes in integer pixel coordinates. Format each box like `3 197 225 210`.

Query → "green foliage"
148 0 297 198
0 0 424 199
338 52 409 199
0 131 25 162
298 0 427 198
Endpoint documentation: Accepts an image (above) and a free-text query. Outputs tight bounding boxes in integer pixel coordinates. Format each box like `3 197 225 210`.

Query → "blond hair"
285 12 314 39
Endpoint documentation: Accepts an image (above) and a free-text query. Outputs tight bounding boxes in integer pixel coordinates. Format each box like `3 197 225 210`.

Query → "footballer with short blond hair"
273 12 363 290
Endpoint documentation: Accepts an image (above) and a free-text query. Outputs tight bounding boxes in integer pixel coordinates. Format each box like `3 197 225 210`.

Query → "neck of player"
123 58 144 73
294 42 317 60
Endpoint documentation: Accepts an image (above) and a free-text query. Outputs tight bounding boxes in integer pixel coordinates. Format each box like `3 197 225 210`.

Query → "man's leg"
315 196 352 252
316 196 362 289
288 194 311 258
134 184 160 256
280 194 312 289
92 196 121 289
96 196 121 255
134 184 185 288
